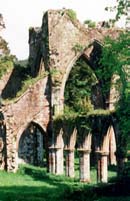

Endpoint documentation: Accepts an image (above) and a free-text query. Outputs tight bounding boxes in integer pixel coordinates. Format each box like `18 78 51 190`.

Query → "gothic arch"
17 121 47 166
60 40 101 105
51 40 103 118
108 125 117 165
17 121 47 148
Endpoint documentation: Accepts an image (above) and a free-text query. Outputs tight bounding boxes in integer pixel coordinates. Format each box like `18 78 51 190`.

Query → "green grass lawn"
0 164 130 201
0 164 83 201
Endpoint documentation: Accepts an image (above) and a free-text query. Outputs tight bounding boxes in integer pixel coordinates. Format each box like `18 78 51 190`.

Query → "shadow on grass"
18 165 79 184
63 176 130 201
1 165 130 201
0 186 64 201
108 164 117 172
0 165 73 201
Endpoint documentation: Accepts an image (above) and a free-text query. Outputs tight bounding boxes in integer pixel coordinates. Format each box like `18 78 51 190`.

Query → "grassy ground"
0 165 83 201
0 164 130 201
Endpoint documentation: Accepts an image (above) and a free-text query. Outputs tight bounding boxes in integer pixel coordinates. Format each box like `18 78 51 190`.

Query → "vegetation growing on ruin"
3 70 48 104
17 73 47 96
84 20 96 28
66 9 77 21
72 43 84 54
0 56 14 78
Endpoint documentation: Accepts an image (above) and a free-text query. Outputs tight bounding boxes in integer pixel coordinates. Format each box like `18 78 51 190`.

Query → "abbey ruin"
0 9 125 183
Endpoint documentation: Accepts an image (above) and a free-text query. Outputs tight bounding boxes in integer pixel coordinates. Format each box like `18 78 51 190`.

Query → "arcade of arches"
0 9 124 183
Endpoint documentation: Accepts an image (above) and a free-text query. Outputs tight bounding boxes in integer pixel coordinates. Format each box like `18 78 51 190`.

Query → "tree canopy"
0 14 16 78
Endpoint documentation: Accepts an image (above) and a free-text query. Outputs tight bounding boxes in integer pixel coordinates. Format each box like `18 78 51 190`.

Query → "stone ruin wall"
0 9 122 182
0 76 50 171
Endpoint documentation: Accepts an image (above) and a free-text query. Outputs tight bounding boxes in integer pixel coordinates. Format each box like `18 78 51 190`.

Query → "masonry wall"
0 9 121 174
2 77 50 171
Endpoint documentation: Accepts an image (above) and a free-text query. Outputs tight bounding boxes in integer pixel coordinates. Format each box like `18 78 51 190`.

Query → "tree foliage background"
0 14 16 79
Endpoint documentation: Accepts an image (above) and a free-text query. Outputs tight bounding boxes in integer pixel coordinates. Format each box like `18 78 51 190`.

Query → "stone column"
64 148 75 178
55 147 64 175
6 131 18 172
48 147 55 174
109 126 117 165
96 151 108 183
49 131 64 174
0 122 6 170
78 149 91 183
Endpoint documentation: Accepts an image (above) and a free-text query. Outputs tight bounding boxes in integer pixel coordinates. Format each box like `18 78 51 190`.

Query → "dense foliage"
65 58 97 114
99 31 130 156
116 0 128 20
0 14 16 78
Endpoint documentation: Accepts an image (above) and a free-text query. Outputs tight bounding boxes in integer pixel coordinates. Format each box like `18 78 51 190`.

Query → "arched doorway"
18 122 47 167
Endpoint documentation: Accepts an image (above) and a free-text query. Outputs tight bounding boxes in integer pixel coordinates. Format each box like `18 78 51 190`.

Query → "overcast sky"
1 0 124 60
